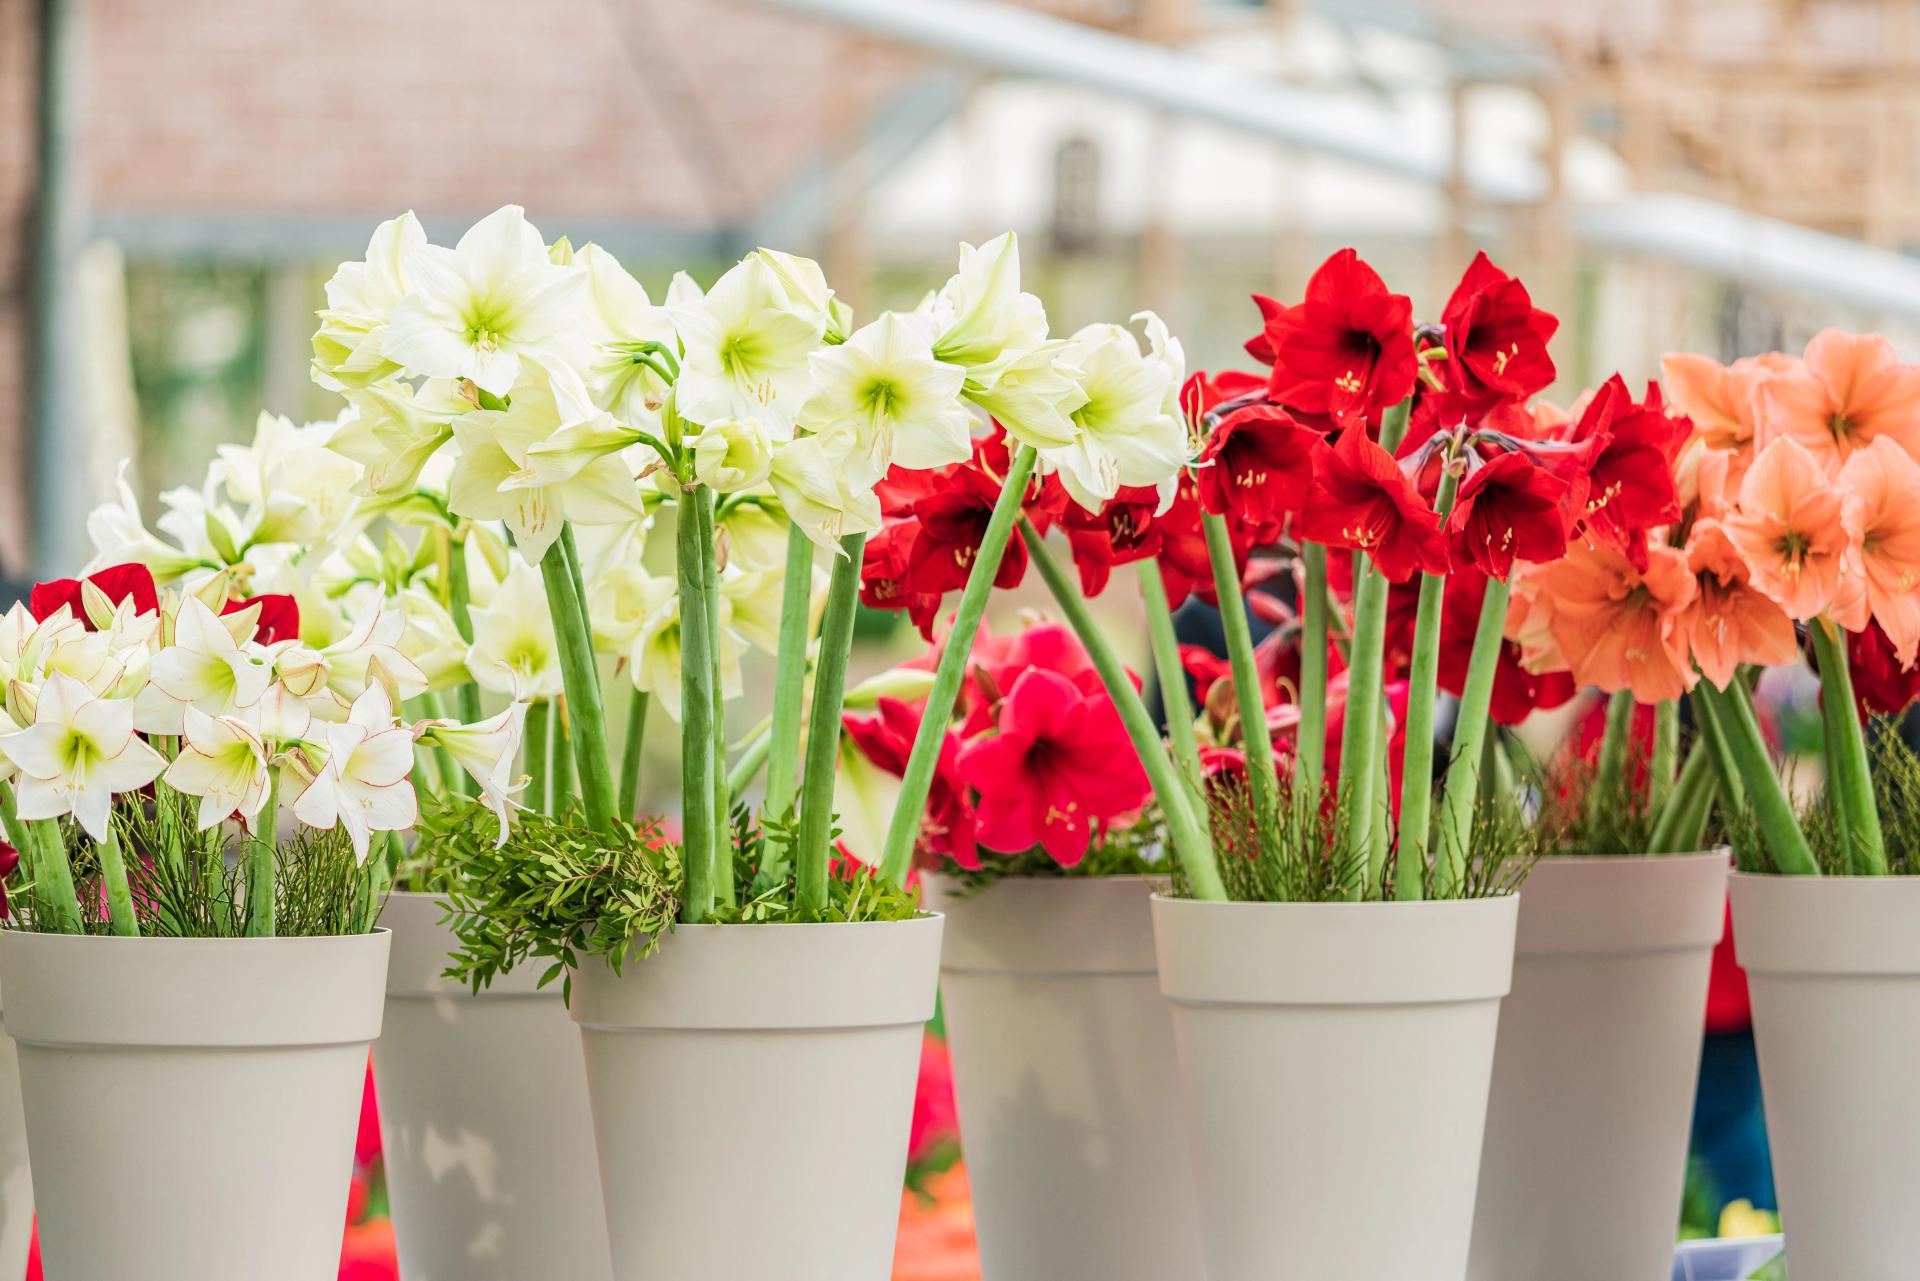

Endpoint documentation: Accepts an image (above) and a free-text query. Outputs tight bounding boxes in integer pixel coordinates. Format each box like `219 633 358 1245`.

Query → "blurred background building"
6 0 1920 582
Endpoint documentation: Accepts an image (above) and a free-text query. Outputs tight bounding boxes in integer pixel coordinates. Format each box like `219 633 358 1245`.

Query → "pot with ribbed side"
1467 851 1728 1281
570 915 944 1281
923 875 1202 1281
1730 872 1920 1281
374 891 611 1281
1152 893 1518 1281
0 929 389 1281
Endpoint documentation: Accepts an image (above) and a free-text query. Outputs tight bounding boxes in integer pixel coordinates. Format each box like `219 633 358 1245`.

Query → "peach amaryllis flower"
1528 539 1698 703
1661 351 1794 457
1757 330 1920 471
1721 436 1853 622
1680 518 1799 689
1840 436 1920 665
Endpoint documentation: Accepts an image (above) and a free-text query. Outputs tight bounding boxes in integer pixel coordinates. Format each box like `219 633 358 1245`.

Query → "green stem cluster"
1697 677 1819 875
794 532 868 914
1810 619 1885 874
538 531 618 831
1393 460 1462 901
1433 573 1513 894
1203 512 1280 840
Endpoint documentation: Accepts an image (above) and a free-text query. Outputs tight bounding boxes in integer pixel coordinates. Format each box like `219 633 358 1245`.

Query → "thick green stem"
246 771 278 937
1137 557 1205 807
618 685 649 821
675 498 718 924
1591 689 1637 830
1434 574 1513 895
3 785 82 933
1394 464 1462 899
446 535 486 727
550 699 576 811
1810 618 1885 875
1203 512 1281 837
1021 518 1226 900
1296 542 1330 796
1335 556 1391 898
764 523 817 831
795 532 867 916
1699 678 1820 875
1650 699 1679 814
96 821 139 937
699 494 735 908
1648 733 1715 854
539 532 619 831
1692 684 1745 814
878 444 1039 886
524 700 552 816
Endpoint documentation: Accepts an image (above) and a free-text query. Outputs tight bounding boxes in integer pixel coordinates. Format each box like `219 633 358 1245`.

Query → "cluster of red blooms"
842 623 1151 869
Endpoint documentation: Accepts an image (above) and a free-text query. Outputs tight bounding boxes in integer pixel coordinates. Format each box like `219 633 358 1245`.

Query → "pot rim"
926 874 1164 976
1730 870 1920 974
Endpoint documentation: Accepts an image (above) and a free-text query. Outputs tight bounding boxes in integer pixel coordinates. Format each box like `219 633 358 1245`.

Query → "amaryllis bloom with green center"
1041 315 1189 512
146 596 275 723
290 685 418 865
383 205 588 397
464 563 564 700
673 255 828 435
0 672 165 841
801 311 971 485
163 707 275 831
415 700 529 844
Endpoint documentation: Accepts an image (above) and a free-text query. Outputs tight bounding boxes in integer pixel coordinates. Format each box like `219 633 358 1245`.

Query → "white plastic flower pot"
922 875 1203 1281
1467 851 1729 1281
0 928 390 1281
570 914 944 1281
373 892 611 1281
1153 893 1518 1281
1730 871 1920 1281
0 982 31 1279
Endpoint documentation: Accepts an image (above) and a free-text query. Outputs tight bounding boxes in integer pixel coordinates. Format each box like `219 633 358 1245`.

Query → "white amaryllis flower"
799 311 970 484
692 417 775 494
1041 316 1189 512
929 232 1050 376
291 685 418 864
966 342 1088 451
212 411 364 548
146 596 274 728
767 435 882 553
383 205 587 397
84 464 212 583
465 563 564 700
275 606 428 717
448 359 647 566
629 579 745 722
312 211 426 391
0 673 165 841
673 255 827 435
330 380 460 501
718 566 795 654
164 708 274 831
714 496 791 573
577 242 678 426
415 701 529 844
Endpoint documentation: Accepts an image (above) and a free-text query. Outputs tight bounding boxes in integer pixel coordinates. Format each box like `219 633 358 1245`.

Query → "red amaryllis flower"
1059 475 1218 607
29 563 159 629
860 522 944 640
1556 376 1686 569
956 668 1151 866
222 594 301 645
1295 426 1448 583
1180 644 1233 704
1438 568 1576 726
1447 450 1573 581
1180 367 1269 424
1196 403 1324 542
1248 249 1417 431
843 696 979 867
1850 619 1920 720
0 839 17 921
1438 252 1558 414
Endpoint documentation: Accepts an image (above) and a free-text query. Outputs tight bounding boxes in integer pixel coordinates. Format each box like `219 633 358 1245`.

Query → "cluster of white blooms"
0 581 523 861
85 205 1192 754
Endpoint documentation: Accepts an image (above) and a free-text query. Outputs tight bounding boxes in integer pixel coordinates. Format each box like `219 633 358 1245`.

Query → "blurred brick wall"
0 0 34 573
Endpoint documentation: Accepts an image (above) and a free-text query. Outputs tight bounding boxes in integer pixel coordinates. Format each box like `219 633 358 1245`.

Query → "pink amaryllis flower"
1758 329 1920 472
956 668 1149 867
1721 436 1852 622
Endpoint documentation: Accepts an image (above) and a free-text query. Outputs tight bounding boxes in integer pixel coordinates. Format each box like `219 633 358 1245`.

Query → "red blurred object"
1703 902 1752 1035
24 1223 37 1281
354 1059 381 1166
908 1034 958 1164
893 1165 980 1281
339 1218 399 1281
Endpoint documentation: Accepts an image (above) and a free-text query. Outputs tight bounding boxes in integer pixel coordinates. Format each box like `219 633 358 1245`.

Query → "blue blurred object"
1672 1235 1784 1281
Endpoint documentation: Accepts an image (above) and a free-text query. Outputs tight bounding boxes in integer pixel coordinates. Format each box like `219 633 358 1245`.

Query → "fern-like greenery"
6 784 382 937
1729 718 1920 875
1182 764 1533 903
426 796 922 1002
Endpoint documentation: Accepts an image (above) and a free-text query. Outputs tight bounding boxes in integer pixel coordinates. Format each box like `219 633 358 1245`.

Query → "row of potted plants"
0 209 1911 1281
